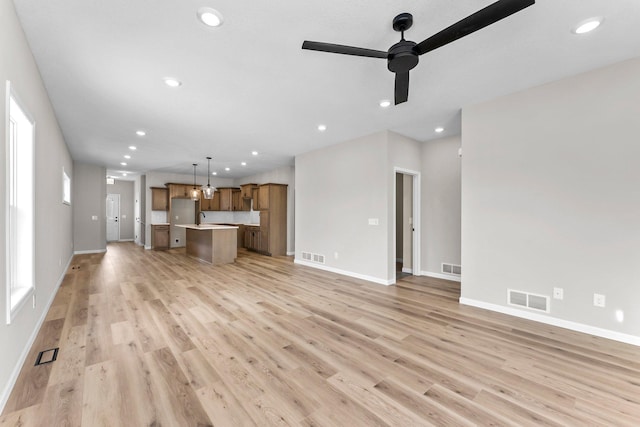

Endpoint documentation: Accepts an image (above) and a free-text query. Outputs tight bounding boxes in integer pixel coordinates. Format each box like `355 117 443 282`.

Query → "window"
62 167 71 205
5 81 35 324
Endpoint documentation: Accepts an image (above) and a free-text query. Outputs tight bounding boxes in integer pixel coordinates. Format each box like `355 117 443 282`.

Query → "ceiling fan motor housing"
387 40 419 73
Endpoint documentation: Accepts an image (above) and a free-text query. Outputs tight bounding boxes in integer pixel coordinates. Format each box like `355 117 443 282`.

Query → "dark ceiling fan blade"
394 72 409 105
302 41 388 59
415 0 535 55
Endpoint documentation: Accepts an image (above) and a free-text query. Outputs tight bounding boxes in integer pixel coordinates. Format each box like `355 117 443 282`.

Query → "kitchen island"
175 224 238 265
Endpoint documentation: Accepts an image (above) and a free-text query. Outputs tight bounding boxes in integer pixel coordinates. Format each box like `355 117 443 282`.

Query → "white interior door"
106 193 120 242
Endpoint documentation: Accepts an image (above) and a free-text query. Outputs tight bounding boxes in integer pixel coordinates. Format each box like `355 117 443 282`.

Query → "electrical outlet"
368 218 379 225
553 287 563 300
334 252 339 259
593 293 606 308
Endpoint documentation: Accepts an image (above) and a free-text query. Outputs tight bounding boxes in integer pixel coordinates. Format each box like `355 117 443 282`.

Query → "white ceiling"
12 0 640 180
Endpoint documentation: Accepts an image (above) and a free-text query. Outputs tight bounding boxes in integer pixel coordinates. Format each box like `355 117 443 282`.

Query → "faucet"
197 211 205 226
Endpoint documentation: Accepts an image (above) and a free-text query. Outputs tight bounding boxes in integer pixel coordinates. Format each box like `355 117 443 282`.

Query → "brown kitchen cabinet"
167 183 193 199
151 224 169 250
232 189 243 211
248 183 287 256
200 190 220 211
151 187 168 211
245 226 261 251
240 183 258 210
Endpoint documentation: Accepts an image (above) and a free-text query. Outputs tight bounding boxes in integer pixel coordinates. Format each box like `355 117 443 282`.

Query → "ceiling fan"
302 0 535 105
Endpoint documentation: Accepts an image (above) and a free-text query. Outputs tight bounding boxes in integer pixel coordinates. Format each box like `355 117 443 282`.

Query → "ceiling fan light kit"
302 0 535 105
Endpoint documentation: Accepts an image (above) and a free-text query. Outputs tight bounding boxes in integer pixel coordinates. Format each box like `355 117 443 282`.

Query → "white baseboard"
0 254 73 413
459 297 640 347
144 245 151 250
401 267 413 274
118 239 134 242
73 249 107 255
294 259 394 286
421 270 461 282
286 251 295 256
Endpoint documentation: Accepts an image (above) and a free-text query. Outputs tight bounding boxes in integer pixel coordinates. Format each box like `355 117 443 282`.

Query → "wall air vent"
301 251 325 264
441 263 461 276
507 289 549 313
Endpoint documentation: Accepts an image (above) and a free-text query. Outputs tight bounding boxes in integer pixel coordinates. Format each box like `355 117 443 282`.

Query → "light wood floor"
2 243 640 426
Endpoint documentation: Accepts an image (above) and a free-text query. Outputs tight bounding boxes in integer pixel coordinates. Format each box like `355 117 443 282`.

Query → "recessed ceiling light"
122 173 127 177
573 18 602 34
197 7 224 27
135 130 146 136
163 77 182 87
379 100 391 108
435 127 444 133
317 124 327 132
212 172 217 175
128 146 137 151
124 155 131 159
251 151 258 156
225 167 230 171
241 162 247 166
120 162 127 166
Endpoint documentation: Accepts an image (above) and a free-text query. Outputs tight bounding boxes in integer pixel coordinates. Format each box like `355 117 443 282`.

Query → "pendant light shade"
191 163 200 201
202 156 216 199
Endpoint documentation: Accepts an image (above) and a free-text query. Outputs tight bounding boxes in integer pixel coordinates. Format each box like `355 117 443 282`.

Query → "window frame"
5 80 36 324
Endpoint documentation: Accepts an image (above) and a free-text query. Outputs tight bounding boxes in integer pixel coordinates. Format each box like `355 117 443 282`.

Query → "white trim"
118 239 134 242
392 167 422 284
144 245 152 250
422 270 462 282
294 258 394 286
73 249 107 255
459 297 640 347
0 254 73 413
401 267 413 274
286 251 295 256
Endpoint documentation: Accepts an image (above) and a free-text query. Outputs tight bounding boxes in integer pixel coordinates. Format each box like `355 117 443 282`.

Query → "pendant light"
202 156 216 199
190 163 200 201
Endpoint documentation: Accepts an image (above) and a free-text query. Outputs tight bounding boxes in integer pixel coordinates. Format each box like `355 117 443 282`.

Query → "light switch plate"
368 218 379 225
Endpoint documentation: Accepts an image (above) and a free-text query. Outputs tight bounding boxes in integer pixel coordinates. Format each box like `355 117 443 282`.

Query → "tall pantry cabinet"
255 183 287 256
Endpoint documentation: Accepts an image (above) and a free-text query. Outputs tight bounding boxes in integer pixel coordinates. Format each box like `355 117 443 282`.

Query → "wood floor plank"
1 242 639 426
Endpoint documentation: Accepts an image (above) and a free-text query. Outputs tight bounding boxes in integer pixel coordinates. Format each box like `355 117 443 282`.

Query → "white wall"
73 162 107 252
296 131 390 283
421 135 462 277
0 0 73 411
461 57 640 342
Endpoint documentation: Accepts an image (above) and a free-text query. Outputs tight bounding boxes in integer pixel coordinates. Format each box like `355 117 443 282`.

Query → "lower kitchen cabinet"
151 224 169 250
245 226 261 252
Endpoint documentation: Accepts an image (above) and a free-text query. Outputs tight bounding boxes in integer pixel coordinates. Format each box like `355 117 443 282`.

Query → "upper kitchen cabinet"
200 190 220 211
151 187 169 211
167 183 193 199
217 187 244 211
240 183 258 211
232 189 244 211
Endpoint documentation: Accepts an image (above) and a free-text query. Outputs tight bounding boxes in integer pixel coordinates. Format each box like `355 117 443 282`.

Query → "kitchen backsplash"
201 210 260 224
151 210 168 224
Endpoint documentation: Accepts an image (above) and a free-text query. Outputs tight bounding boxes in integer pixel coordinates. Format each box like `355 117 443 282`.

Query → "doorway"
106 193 120 242
394 168 420 281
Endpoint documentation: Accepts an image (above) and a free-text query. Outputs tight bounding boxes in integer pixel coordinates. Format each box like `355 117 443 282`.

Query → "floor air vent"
312 254 325 264
302 252 312 261
441 263 461 276
508 289 549 313
35 348 59 366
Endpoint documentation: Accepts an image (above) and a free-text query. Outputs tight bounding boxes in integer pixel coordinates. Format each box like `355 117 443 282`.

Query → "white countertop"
176 224 239 230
